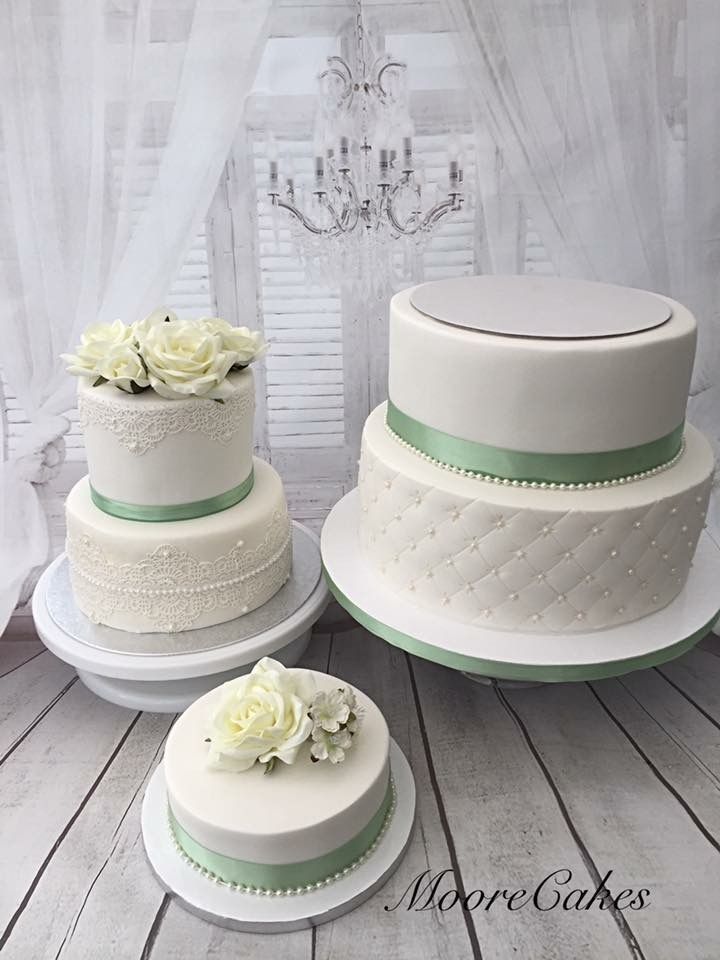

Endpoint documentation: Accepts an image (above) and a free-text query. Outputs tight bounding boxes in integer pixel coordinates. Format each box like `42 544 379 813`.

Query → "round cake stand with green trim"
321 490 720 685
141 739 416 932
32 522 329 712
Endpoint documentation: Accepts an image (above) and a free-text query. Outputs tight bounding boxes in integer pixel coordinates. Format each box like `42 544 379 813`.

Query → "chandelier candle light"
266 0 465 295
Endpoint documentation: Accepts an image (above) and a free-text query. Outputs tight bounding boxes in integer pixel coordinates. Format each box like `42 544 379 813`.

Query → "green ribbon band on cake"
90 469 254 522
323 567 719 683
168 779 393 892
386 400 684 485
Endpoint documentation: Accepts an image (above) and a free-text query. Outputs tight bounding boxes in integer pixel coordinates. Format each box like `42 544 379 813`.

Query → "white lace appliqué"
78 387 254 456
67 508 291 632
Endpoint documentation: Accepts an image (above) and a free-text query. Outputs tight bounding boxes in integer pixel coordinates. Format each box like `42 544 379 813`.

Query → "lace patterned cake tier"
78 377 254 456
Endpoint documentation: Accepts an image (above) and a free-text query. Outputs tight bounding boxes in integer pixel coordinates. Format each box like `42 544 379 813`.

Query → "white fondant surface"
78 370 254 506
358 405 714 634
65 458 292 633
389 283 696 454
409 275 672 337
164 671 390 864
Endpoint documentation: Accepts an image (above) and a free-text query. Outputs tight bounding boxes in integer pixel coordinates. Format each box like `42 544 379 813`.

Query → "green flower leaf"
263 756 278 775
92 376 108 388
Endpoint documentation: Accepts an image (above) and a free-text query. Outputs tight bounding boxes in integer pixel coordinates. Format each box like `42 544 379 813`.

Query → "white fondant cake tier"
164 672 390 872
77 369 254 508
389 278 696 455
65 458 292 633
358 404 714 634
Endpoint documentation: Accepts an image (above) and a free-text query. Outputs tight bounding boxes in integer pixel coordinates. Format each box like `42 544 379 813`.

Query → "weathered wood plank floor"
1 612 719 960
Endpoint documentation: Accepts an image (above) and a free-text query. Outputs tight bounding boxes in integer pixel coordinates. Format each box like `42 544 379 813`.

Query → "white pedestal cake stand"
321 490 720 684
32 522 329 712
141 739 415 932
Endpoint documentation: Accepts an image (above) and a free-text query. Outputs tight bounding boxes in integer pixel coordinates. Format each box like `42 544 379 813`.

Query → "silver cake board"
141 739 416 932
31 523 329 712
321 490 720 685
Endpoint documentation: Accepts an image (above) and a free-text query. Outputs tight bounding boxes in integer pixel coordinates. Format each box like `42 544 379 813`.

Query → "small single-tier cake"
163 659 393 894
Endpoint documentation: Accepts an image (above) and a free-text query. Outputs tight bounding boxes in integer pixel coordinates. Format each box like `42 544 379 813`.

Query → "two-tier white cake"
63 314 291 633
358 276 714 634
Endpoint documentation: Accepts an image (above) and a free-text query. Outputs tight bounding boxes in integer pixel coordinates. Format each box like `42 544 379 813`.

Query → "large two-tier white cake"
63 312 291 633
358 276 714 634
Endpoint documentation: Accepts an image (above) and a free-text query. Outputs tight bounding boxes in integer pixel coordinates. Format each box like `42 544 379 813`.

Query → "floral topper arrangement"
205 657 361 775
62 309 266 401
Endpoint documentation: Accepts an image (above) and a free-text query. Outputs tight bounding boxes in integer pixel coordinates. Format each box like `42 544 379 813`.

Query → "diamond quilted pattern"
358 437 712 635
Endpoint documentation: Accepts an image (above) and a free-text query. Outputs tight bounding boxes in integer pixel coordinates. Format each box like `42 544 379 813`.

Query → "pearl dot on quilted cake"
609 549 618 558
409 541 416 551
469 538 480 552
639 580 648 589
394 513 402 522
426 570 434 579
241 605 248 613
602 589 611 598
696 495 703 504
509 592 518 601
482 608 493 618
617 606 625 614
414 494 422 505
441 596 450 606
627 568 634 576
427 526 436 538
661 552 669 561
680 524 688 533
362 505 368 513
466 584 475 593
409 582 415 592
384 479 392 489
451 508 461 521
650 539 657 548
688 541 694 549
393 554 400 563
590 526 601 536
556 594 566 603
584 574 593 584
652 594 659 603
445 556 454 566
516 549 526 559
670 566 676 573
632 520 642 529
575 612 585 621
541 525 553 536
537 572 546 581
495 518 505 528
490 567 499 577
531 613 542 623
670 506 677 515
563 551 573 561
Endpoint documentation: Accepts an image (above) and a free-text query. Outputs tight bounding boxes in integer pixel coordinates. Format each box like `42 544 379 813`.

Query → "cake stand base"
141 739 415 932
321 490 720 684
32 523 329 712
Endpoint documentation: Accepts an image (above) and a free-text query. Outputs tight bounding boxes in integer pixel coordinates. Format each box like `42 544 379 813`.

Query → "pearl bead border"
167 776 398 897
385 421 686 492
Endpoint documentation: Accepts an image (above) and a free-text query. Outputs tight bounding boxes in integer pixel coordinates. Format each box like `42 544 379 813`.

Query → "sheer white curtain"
0 0 271 632
446 0 720 533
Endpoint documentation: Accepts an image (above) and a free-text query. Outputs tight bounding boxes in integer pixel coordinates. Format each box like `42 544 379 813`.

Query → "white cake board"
32 523 329 712
141 739 415 933
321 490 720 683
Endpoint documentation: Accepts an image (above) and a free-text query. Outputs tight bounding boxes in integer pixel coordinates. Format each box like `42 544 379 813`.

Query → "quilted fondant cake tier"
358 404 713 634
65 458 292 633
164 671 391 891
77 369 254 510
389 278 696 458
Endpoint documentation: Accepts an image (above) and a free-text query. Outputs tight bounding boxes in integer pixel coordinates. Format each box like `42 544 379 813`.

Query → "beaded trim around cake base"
166 777 397 897
385 419 686 491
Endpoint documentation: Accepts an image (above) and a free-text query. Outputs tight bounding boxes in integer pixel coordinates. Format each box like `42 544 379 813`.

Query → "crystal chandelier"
266 0 465 299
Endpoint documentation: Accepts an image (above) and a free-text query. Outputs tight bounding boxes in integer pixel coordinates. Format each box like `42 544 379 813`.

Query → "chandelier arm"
337 173 361 231
271 197 341 237
375 59 407 101
386 185 464 236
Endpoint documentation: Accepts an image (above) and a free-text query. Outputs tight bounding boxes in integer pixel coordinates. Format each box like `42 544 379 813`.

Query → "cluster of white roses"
206 658 360 775
62 309 265 400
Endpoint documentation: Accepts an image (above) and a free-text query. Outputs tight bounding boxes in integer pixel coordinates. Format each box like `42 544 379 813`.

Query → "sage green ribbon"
324 567 718 683
169 779 393 891
91 469 254 522
387 400 684 485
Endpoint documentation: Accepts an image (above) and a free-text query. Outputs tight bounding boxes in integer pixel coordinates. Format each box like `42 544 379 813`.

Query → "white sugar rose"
142 318 237 399
132 307 177 340
206 658 316 773
199 317 266 366
95 343 149 393
61 320 134 379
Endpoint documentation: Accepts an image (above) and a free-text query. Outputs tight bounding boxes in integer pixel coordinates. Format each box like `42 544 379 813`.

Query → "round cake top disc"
409 275 672 339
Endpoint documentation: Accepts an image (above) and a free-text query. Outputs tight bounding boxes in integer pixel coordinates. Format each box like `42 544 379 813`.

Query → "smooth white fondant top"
410 275 672 338
164 672 390 864
389 283 697 454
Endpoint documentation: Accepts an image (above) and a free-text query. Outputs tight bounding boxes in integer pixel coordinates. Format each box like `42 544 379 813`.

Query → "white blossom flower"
142 318 238 399
95 342 149 393
310 688 353 733
132 307 177 340
310 726 354 764
199 317 266 366
61 320 135 379
206 658 316 773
